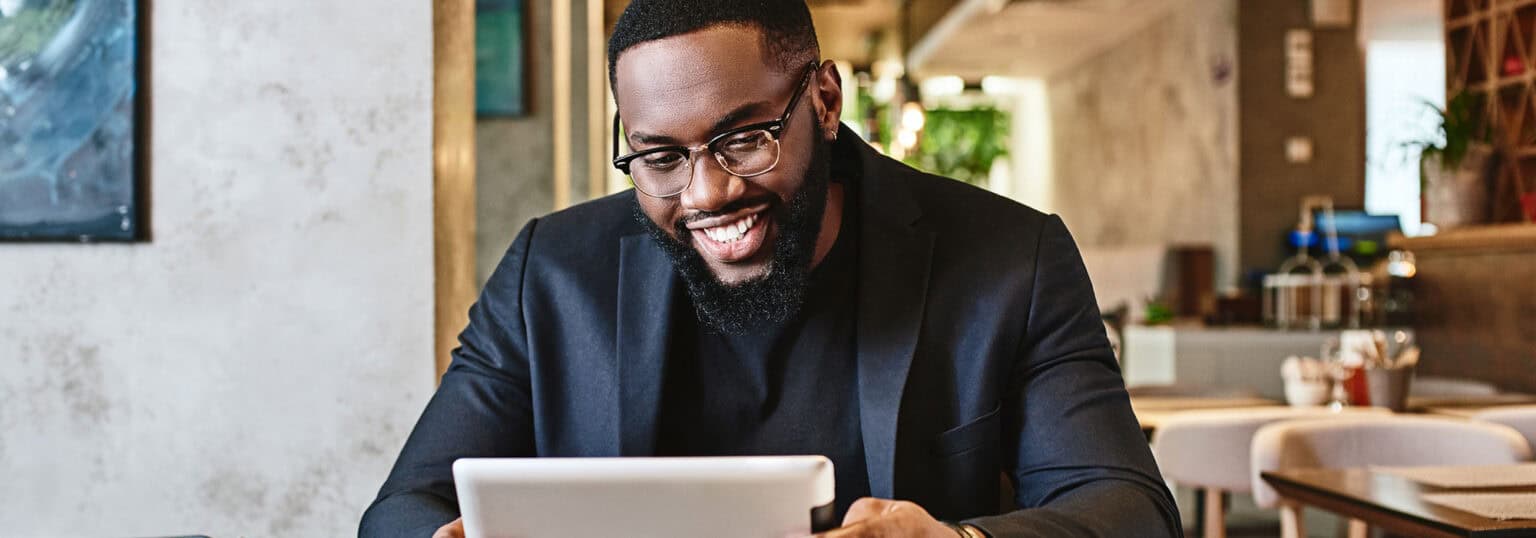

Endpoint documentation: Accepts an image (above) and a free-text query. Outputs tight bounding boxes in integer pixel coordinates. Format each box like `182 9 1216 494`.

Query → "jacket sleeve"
359 220 541 538
964 215 1181 537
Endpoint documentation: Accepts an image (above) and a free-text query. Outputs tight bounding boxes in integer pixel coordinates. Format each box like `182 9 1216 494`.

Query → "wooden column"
589 0 610 199
553 0 573 209
433 0 477 380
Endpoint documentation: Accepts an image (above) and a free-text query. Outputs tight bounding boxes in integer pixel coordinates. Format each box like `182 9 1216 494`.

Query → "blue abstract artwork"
0 0 141 241
476 0 525 117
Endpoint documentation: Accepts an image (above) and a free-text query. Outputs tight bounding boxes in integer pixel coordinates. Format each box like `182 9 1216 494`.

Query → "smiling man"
360 1 1179 537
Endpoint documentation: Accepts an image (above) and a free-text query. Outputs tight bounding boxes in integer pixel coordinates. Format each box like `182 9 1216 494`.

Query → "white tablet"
452 455 837 538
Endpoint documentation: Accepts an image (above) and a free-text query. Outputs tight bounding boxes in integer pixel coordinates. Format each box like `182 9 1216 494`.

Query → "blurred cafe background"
3 0 1536 536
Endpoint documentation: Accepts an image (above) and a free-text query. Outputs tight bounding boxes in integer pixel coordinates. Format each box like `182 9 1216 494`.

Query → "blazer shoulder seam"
1014 214 1058 358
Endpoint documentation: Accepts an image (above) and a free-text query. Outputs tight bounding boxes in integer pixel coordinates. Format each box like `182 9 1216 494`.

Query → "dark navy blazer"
361 125 1180 537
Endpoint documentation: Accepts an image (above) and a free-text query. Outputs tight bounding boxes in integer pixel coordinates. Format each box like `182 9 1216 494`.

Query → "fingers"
432 517 465 538
813 498 942 537
815 516 907 538
812 520 876 538
841 497 899 526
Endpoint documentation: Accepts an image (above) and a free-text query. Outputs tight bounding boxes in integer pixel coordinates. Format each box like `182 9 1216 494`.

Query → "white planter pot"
1422 144 1493 229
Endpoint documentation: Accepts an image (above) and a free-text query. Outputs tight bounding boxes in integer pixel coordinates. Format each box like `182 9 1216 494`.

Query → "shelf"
1448 15 1482 30
1390 223 1536 252
1503 73 1531 86
1447 0 1536 215
1498 0 1536 11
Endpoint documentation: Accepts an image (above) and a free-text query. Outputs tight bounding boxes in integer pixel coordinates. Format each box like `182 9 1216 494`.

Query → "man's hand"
434 499 963 538
812 498 960 537
432 518 464 538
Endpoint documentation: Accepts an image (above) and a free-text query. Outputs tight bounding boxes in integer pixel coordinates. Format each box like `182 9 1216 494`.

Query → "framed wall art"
0 0 145 241
476 0 527 117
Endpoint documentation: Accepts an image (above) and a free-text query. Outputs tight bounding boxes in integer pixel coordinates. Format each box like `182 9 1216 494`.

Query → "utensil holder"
1365 366 1415 412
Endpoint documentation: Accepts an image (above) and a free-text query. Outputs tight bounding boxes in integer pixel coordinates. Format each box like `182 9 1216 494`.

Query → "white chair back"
1250 415 1533 508
1151 407 1386 492
1469 405 1536 452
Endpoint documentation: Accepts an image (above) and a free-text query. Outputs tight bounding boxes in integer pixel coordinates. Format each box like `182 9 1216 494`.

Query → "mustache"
672 194 782 230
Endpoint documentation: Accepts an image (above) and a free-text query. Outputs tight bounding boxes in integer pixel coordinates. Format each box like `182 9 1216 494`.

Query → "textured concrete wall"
1045 0 1241 289
0 2 435 536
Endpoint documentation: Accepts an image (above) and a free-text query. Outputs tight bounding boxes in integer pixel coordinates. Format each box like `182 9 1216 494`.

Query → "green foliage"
0 1 76 61
904 107 1011 186
1401 91 1488 172
1143 298 1175 325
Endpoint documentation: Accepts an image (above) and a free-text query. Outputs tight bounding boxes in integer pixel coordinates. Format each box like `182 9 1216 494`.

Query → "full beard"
635 124 834 336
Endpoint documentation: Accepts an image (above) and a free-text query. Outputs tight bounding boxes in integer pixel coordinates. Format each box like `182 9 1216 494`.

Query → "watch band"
944 522 988 538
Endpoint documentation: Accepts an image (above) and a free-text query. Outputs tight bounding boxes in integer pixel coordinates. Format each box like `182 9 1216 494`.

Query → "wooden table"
1131 393 1536 431
1131 396 1280 434
1414 393 1536 418
1261 468 1536 538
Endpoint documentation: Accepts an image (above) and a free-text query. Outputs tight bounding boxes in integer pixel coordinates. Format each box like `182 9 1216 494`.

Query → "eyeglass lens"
629 129 780 196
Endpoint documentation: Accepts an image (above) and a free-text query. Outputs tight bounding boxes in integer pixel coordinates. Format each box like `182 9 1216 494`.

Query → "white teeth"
702 213 758 244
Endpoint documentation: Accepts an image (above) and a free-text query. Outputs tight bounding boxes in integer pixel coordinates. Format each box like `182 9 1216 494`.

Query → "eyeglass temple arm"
780 62 820 133
612 113 623 169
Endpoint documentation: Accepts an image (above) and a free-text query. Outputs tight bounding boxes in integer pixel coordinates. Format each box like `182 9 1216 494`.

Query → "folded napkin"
1421 493 1536 520
1373 464 1536 489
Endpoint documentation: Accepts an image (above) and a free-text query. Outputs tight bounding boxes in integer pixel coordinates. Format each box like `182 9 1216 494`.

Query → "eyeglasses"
612 62 819 198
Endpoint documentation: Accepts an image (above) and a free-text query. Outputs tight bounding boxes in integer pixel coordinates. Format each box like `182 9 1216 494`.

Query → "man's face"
614 26 836 285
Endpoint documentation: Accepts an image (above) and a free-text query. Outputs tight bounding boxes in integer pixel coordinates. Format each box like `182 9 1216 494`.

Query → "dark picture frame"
0 0 148 242
475 0 528 117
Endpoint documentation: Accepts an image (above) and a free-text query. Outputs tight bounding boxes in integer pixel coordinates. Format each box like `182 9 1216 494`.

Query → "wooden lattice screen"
1447 0 1536 222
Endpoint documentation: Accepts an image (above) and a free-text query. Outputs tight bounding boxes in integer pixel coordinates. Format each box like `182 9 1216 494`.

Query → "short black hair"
607 0 820 89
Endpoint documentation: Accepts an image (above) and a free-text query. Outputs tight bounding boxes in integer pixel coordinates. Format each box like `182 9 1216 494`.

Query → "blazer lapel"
851 137 934 499
616 233 679 456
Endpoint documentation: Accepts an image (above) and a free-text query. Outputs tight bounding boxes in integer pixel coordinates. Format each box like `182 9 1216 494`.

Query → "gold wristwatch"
945 522 988 538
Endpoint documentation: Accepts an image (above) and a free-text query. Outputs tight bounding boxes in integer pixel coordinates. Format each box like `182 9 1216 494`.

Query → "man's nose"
678 153 745 212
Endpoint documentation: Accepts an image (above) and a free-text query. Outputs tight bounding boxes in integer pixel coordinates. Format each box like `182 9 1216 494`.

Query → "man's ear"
812 60 843 141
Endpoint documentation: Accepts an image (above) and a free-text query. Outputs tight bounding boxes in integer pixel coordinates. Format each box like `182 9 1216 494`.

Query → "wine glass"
1322 337 1351 411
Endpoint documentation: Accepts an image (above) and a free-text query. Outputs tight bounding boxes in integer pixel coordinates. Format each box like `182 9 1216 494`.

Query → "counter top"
1389 224 1536 253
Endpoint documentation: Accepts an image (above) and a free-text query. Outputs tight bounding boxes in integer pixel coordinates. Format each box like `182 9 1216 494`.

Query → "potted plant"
902 106 1011 187
1404 92 1494 229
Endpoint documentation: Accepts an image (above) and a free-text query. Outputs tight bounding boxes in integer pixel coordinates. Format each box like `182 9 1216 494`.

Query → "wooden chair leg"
1202 488 1226 538
1347 518 1368 538
1279 502 1305 538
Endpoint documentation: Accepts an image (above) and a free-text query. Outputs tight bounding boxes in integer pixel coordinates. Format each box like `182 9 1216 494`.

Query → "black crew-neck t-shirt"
655 188 870 518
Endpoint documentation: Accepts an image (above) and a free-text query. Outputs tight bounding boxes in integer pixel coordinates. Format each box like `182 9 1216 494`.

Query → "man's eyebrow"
627 100 777 148
629 131 681 146
708 100 775 134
